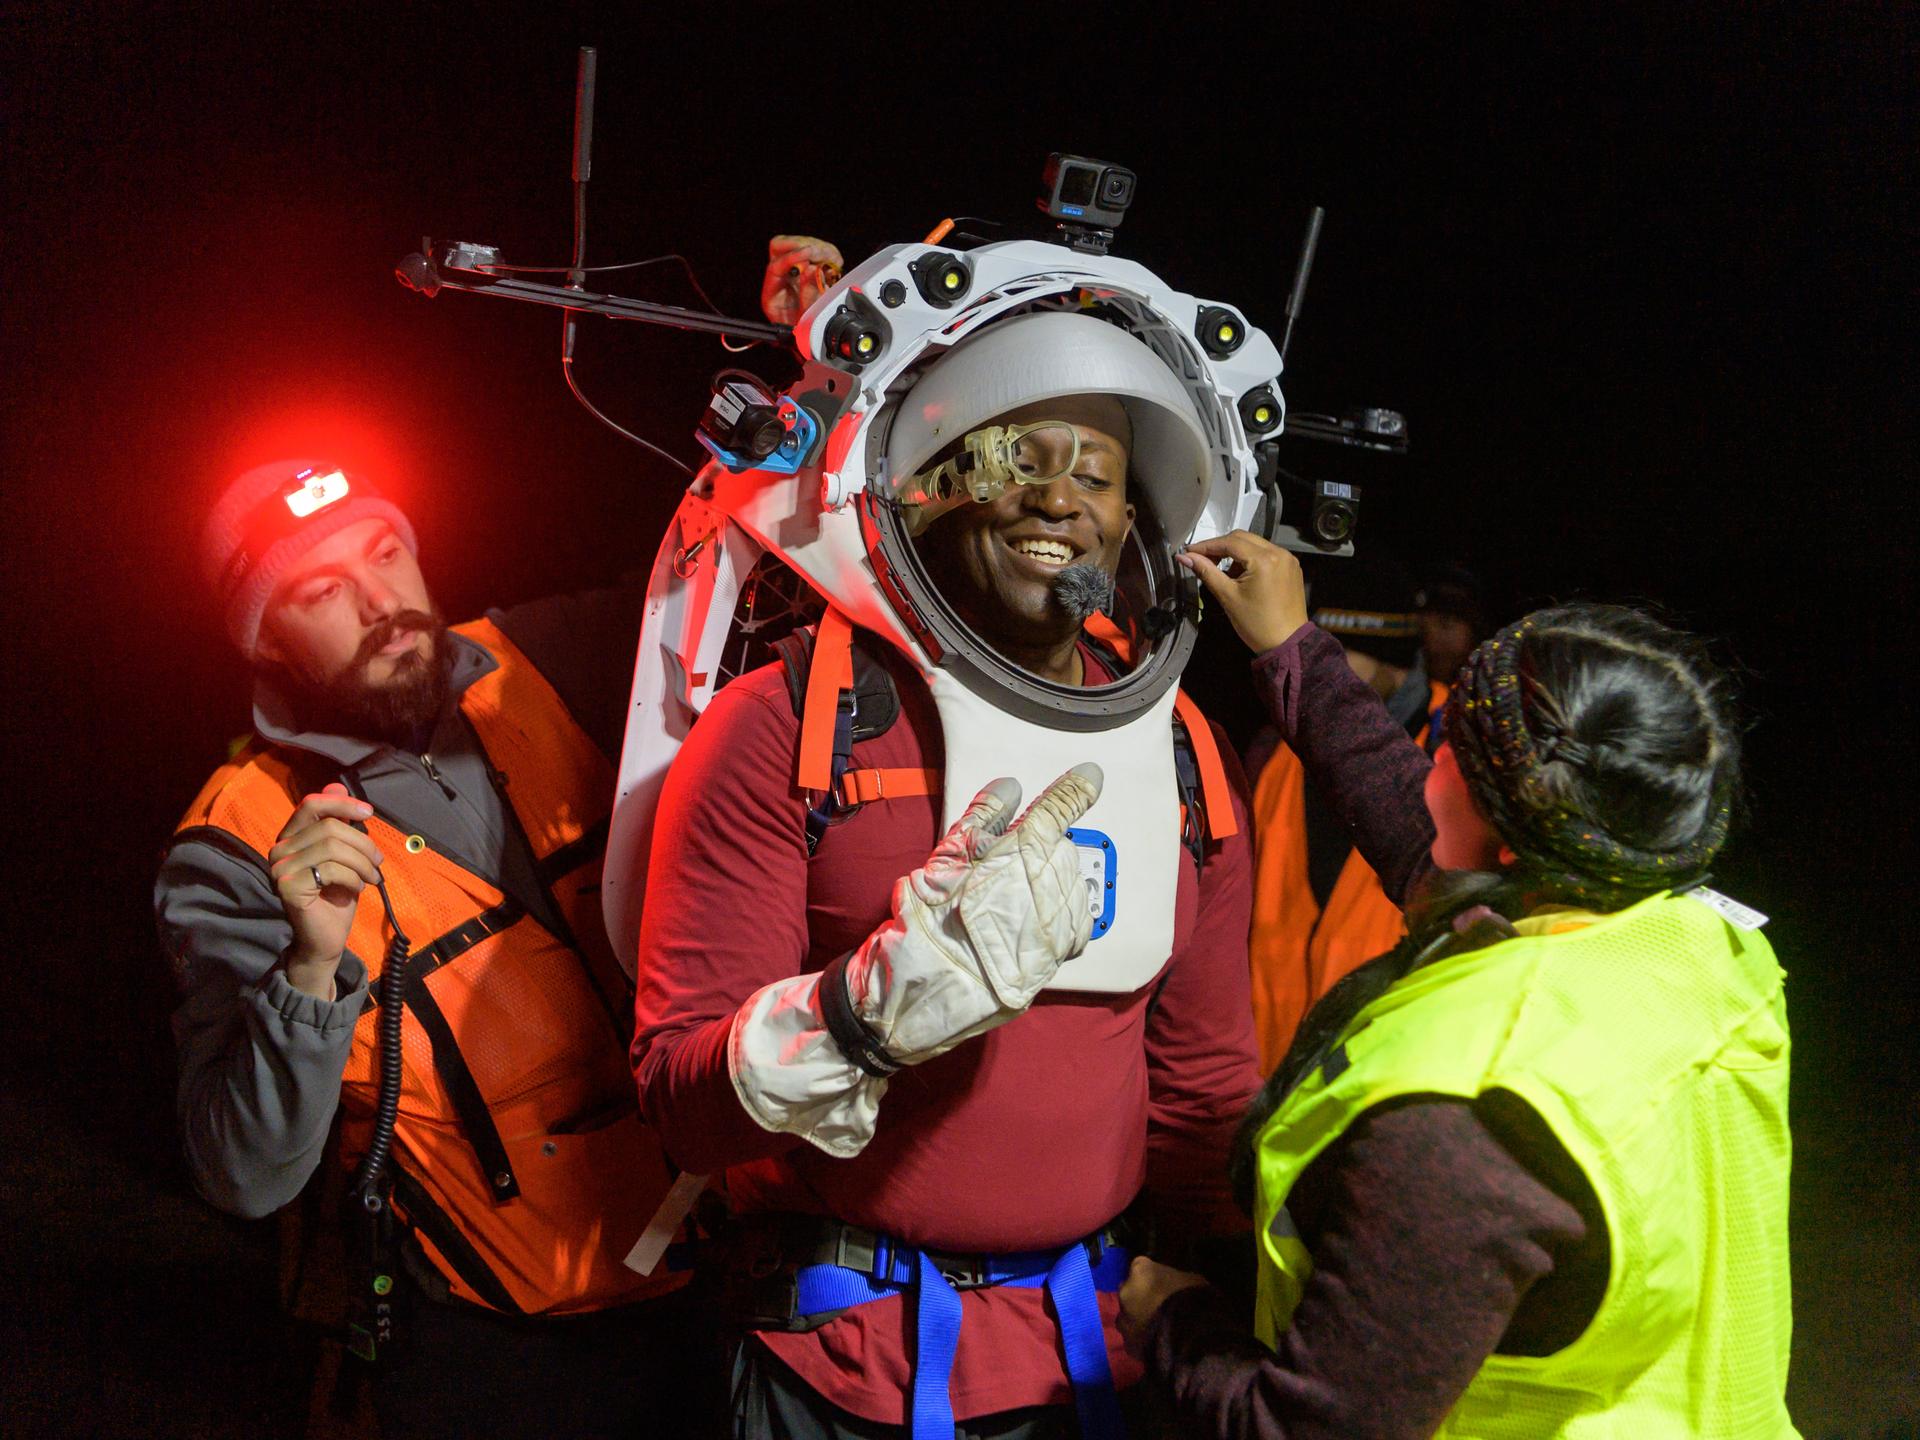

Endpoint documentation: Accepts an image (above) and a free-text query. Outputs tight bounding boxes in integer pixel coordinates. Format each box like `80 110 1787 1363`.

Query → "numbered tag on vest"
1692 887 1769 931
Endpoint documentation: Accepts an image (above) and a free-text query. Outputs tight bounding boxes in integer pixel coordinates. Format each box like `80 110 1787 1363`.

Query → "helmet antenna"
1278 205 1325 367
562 47 596 354
569 47 596 281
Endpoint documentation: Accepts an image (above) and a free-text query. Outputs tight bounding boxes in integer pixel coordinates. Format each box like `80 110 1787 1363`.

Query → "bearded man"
153 233 844 1439
157 457 716 1437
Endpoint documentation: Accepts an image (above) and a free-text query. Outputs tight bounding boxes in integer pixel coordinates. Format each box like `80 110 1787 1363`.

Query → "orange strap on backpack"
1172 688 1239 841
797 609 856 792
1083 612 1134 663
837 767 940 806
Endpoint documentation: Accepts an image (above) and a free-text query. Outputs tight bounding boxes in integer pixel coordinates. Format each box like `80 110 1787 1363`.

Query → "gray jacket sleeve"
157 835 370 1219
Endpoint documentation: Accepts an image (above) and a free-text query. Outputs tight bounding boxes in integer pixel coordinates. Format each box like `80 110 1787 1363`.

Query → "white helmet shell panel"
884 310 1214 543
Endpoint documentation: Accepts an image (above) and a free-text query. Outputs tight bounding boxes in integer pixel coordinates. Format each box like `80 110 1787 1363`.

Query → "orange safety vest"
174 617 680 1316
1247 679 1447 1072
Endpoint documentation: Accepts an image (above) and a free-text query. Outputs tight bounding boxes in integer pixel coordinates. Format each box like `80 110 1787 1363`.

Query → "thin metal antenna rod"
568 47 597 287
1278 205 1325 366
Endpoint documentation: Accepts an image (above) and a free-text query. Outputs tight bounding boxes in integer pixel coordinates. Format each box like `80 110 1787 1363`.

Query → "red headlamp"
220 466 376 601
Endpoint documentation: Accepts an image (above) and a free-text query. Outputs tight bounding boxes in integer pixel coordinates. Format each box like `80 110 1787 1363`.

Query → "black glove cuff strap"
818 953 901 1078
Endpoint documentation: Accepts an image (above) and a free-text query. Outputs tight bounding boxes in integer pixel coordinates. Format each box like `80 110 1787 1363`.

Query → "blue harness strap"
792 1235 1131 1440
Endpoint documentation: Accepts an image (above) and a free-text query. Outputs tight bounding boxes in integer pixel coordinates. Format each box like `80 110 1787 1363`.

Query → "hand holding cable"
727 765 1103 1157
266 782 383 998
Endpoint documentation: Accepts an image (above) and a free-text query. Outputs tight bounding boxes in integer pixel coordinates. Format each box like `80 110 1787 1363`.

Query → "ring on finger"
311 864 325 891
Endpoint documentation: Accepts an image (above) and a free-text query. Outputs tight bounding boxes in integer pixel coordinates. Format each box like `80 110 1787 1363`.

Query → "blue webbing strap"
1046 1242 1125 1440
791 1239 1131 1439
913 1253 964 1439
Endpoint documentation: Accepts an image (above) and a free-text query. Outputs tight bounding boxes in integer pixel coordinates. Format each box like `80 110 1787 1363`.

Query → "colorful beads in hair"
1443 614 1734 908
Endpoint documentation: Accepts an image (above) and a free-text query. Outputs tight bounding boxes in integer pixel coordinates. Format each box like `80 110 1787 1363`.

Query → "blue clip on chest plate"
1065 827 1117 940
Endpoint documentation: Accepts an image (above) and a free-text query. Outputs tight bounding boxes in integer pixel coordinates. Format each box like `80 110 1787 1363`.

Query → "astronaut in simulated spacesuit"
631 304 1268 1438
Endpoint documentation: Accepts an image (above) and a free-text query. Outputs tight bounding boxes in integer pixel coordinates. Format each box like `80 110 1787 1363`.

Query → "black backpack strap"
388 1164 527 1316
770 629 816 719
1169 714 1209 872
339 766 520 1207
366 898 527 991
844 642 901 742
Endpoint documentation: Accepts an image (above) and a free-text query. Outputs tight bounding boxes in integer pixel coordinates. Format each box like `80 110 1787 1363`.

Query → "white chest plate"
927 669 1180 995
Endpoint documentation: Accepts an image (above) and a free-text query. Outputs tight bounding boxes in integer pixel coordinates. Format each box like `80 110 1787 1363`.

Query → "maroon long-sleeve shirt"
1143 627 1607 1439
631 642 1262 1423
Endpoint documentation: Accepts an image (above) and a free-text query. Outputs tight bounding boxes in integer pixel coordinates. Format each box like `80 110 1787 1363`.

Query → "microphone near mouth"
1053 563 1115 623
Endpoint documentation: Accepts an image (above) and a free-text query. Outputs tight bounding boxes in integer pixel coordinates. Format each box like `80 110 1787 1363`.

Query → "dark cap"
1307 551 1420 667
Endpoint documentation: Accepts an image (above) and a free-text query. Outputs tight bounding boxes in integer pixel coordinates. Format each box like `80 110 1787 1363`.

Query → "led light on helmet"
823 294 890 370
1238 385 1281 437
1197 305 1245 359
909 251 972 309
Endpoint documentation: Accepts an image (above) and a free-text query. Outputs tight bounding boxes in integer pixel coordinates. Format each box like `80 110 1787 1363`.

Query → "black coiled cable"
351 878 409 1214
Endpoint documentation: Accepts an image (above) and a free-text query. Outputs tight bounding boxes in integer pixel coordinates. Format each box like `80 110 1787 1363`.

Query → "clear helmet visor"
866 312 1220 728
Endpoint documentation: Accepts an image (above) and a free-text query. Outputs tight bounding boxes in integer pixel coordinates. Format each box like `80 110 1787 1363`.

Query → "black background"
3 5 1913 1436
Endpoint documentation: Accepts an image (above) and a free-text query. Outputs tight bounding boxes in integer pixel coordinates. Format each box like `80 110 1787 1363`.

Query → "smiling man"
631 314 1265 1438
157 457 720 1437
916 394 1136 683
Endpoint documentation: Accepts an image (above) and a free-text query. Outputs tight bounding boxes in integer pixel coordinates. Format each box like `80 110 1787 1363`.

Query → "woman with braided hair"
1115 530 1796 1439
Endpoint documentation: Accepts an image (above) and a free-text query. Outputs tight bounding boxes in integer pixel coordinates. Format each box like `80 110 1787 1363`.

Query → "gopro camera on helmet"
1039 154 1136 254
1039 154 1136 228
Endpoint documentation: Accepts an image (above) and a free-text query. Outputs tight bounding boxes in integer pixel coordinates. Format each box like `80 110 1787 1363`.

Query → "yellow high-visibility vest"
1252 891 1798 1437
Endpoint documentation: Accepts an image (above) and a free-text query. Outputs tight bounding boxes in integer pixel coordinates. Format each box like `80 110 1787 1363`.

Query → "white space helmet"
771 237 1284 724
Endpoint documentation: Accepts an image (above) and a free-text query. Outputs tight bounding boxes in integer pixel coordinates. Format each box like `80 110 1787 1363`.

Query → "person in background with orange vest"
1243 551 1449 1070
155 241 844 1439
1414 559 1493 694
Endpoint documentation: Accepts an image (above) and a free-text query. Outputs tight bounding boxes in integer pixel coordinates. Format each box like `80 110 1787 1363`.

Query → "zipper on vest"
420 752 456 800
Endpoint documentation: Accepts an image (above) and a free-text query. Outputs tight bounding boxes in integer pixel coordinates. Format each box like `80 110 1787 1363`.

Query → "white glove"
727 765 1103 1157
847 763 1103 1064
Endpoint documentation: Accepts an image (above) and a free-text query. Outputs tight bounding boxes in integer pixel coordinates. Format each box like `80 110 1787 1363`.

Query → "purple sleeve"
1143 723 1264 1239
1251 625 1436 904
1143 1100 1589 1440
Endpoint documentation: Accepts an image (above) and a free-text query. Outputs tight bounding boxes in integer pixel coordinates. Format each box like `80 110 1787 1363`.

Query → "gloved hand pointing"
847 763 1103 1066
726 765 1104 1157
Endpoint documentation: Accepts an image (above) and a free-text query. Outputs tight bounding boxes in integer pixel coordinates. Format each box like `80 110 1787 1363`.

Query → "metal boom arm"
395 249 792 347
